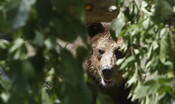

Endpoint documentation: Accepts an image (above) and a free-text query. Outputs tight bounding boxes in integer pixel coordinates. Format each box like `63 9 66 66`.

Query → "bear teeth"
104 78 113 84
104 78 112 82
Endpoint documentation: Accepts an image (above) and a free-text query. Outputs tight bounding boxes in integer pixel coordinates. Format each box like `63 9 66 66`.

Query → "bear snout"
102 66 113 80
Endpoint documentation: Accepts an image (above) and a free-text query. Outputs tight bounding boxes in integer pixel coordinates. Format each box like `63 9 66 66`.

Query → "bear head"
86 22 124 87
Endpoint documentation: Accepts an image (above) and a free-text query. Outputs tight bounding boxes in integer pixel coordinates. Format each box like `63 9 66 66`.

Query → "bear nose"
102 66 113 80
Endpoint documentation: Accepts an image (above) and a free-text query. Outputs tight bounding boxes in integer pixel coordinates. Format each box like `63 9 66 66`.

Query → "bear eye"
114 49 123 59
98 49 104 55
97 49 104 60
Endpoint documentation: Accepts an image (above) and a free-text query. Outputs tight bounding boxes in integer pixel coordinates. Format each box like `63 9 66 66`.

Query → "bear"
85 22 137 104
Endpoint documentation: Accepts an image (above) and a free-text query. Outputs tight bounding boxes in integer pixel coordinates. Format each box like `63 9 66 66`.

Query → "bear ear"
87 23 104 38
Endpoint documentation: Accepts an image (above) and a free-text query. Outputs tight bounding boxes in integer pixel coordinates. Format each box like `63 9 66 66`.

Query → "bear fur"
85 22 137 104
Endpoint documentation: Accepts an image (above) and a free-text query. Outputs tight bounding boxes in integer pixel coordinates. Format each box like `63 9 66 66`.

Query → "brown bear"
85 22 137 104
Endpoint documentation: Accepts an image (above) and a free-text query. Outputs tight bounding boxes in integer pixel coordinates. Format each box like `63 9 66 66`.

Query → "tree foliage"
115 0 175 104
0 0 175 104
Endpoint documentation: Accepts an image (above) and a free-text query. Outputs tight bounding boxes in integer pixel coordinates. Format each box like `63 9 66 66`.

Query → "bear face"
86 22 124 87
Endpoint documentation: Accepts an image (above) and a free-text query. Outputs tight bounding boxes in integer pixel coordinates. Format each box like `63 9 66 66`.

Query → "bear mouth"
101 78 114 87
104 78 113 84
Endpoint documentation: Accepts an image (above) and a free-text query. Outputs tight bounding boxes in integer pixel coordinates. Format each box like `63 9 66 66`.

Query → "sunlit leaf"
111 11 125 37
41 88 53 104
143 18 150 30
121 56 135 69
9 38 27 60
126 63 138 87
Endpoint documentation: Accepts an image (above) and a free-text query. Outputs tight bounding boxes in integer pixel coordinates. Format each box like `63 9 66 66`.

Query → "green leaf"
9 38 24 53
143 18 150 30
59 49 92 104
41 88 53 104
111 11 125 37
3 0 35 29
152 0 173 24
150 55 159 71
0 9 7 32
9 38 27 60
133 76 173 99
0 40 9 49
156 92 175 104
133 81 157 99
32 31 44 47
121 56 136 69
159 36 168 63
0 40 9 60
126 63 138 87
96 93 114 104
35 0 53 27
0 73 11 91
53 14 87 42
21 60 35 80
115 0 124 7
